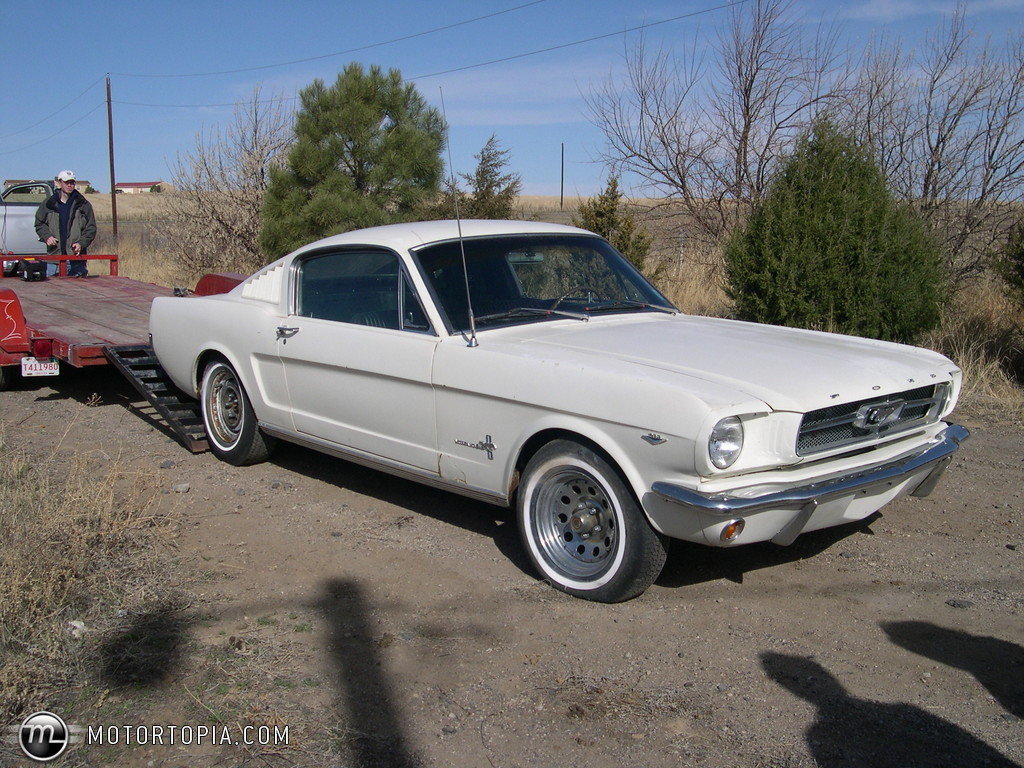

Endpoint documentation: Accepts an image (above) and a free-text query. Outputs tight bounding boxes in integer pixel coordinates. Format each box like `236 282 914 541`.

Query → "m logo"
853 401 905 431
19 711 69 762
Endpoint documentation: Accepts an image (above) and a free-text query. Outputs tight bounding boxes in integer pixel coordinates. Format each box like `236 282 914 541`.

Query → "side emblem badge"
455 435 497 460
642 433 667 446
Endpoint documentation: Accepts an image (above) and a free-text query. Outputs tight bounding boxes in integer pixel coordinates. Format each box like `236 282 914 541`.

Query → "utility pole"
560 143 564 210
106 75 118 240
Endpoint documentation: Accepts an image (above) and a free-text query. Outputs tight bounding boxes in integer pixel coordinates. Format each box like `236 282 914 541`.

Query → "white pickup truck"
1 180 53 275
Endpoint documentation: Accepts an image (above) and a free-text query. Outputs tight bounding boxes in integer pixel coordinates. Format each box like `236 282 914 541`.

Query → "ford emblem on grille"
853 401 905 430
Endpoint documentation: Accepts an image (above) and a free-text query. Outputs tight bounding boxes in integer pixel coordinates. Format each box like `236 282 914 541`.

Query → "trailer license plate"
21 356 59 376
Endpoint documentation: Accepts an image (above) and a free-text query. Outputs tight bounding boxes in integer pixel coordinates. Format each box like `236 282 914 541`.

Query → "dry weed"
653 242 731 316
923 279 1024 420
114 232 195 289
0 428 179 723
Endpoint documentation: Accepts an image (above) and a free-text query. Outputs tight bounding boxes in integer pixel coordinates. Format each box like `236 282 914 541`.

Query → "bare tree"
587 0 842 248
843 7 1024 283
892 12 1019 284
162 86 293 282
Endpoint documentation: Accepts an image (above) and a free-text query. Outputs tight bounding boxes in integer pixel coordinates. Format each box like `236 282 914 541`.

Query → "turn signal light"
720 519 745 543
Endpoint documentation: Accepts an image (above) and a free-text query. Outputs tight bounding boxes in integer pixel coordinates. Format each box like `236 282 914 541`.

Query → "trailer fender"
0 288 30 363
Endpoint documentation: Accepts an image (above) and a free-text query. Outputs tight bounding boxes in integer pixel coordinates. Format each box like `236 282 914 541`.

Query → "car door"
1 181 51 258
276 247 440 473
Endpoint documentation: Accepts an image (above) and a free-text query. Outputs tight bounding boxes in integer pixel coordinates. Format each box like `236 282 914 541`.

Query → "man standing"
34 170 96 277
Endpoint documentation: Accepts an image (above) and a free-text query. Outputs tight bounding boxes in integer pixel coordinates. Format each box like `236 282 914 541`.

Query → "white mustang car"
150 220 968 602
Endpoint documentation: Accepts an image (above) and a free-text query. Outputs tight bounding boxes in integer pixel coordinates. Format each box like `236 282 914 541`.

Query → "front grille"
797 384 947 456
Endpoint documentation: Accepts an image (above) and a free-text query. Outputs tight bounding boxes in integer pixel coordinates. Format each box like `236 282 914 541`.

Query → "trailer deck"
2 274 170 365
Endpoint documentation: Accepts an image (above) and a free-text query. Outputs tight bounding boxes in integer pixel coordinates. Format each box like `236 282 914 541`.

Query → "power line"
108 0 750 111
108 0 548 79
0 102 106 156
412 0 751 79
0 77 105 141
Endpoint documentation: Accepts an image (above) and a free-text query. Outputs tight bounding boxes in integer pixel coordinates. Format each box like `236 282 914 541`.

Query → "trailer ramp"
105 344 209 453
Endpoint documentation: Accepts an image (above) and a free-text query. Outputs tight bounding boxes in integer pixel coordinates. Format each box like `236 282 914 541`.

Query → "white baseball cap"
56 170 76 182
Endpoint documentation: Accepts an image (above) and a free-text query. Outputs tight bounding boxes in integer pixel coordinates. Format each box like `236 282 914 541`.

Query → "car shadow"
760 652 1019 767
270 442 883 593
881 620 1024 719
656 515 877 588
269 441 532 577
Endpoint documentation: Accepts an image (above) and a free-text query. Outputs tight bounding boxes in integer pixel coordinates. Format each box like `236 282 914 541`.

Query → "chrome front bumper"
650 423 969 546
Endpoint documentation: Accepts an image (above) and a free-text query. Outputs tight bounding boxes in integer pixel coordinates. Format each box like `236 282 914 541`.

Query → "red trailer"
1 254 208 451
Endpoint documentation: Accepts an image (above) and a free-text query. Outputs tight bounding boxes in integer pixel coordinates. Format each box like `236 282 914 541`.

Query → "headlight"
709 416 744 469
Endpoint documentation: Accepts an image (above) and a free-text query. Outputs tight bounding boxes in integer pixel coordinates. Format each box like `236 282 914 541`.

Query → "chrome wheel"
532 465 618 580
517 440 668 602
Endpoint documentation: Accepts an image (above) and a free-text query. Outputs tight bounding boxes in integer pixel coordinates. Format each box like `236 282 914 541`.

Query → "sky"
2 0 1022 198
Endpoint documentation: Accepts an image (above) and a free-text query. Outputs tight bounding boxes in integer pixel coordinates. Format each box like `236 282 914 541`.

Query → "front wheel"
517 440 668 602
200 360 275 466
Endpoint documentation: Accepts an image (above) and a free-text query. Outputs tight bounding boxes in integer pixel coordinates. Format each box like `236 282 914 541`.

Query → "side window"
2 183 51 203
402 273 430 331
296 249 430 332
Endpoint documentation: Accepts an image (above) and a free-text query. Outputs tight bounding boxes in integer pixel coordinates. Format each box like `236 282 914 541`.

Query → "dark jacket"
34 190 96 255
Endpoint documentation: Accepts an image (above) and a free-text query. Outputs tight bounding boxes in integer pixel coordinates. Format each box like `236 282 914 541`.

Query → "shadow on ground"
657 515 878 588
95 605 191 688
316 578 423 768
761 652 1019 767
882 620 1024 719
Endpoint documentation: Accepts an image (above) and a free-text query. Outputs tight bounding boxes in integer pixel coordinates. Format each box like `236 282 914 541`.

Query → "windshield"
415 233 675 333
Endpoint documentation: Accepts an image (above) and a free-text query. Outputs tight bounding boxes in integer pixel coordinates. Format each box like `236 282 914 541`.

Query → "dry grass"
88 192 170 222
923 279 1024 421
114 230 194 289
651 242 730 317
0 425 180 723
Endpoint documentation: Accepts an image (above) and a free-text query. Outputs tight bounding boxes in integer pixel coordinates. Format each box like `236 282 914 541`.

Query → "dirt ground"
1 364 1021 768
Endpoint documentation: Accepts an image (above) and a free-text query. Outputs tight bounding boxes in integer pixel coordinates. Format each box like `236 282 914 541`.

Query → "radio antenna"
440 87 478 348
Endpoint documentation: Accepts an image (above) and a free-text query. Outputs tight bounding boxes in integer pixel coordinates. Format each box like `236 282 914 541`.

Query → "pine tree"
460 135 522 219
724 121 944 343
423 135 522 220
573 177 651 274
260 63 445 257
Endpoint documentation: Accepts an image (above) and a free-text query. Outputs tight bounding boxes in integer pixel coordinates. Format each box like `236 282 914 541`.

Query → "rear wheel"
0 365 12 391
200 360 275 466
517 440 668 602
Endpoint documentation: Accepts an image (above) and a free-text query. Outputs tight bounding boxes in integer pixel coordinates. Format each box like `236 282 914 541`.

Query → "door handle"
276 326 300 340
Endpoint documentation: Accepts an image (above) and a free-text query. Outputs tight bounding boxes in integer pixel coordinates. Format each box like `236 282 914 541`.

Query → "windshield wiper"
587 300 678 315
475 306 589 325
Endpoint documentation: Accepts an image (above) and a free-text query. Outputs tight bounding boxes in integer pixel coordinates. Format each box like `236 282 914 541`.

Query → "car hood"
493 314 958 413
